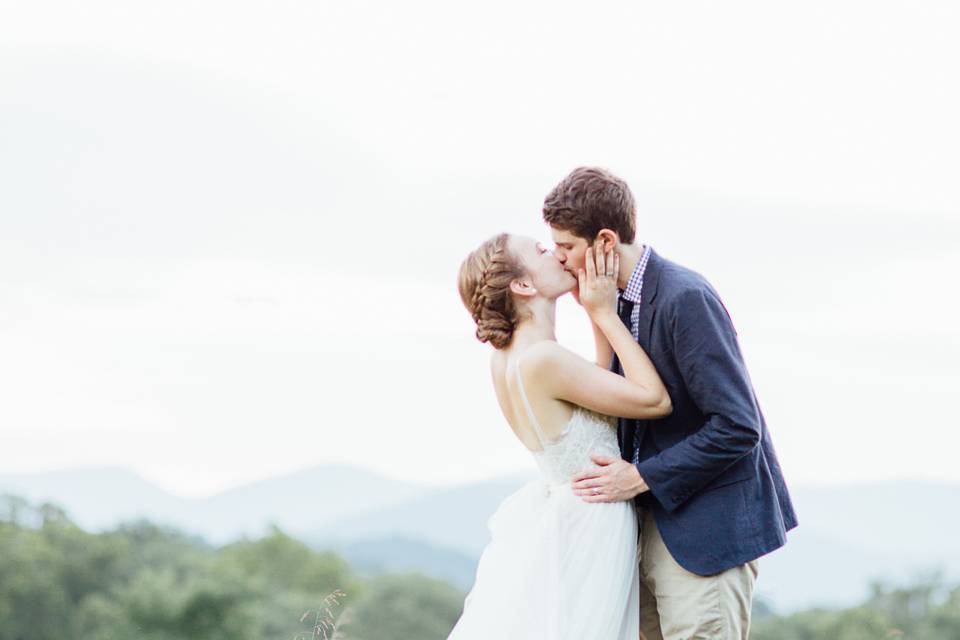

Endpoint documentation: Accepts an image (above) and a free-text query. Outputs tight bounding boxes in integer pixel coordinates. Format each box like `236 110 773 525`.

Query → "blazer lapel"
636 247 663 349
623 247 664 458
616 246 664 458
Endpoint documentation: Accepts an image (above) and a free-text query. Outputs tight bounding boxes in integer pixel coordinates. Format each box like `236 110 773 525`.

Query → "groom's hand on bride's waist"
571 454 650 503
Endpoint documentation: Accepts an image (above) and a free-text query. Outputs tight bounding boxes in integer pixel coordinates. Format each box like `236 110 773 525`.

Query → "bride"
451 233 672 639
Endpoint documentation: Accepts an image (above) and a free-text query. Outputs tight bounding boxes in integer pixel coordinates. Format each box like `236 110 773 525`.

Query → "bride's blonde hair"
457 233 527 350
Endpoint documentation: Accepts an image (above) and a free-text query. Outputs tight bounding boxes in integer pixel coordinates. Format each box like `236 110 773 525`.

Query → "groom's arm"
635 286 761 512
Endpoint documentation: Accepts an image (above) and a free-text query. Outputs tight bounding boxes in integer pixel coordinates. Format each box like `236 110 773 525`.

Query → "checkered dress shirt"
619 245 652 339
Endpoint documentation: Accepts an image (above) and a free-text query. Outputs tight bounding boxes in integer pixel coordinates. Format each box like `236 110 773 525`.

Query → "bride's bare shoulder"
489 342 585 382
517 341 584 376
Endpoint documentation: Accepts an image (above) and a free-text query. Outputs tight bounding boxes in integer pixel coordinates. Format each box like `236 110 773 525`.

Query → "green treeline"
3 494 959 639
0 495 463 639
751 579 960 640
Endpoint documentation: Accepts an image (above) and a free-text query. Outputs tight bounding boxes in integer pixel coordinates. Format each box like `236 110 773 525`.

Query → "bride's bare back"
490 345 578 452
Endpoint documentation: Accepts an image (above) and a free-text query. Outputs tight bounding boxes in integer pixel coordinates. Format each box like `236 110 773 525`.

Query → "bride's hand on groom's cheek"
577 242 619 316
571 454 649 503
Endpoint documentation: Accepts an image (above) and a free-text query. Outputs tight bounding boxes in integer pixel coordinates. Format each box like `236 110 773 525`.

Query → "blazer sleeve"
636 286 762 512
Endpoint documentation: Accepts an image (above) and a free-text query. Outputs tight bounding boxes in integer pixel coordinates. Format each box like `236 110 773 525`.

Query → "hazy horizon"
2 0 957 498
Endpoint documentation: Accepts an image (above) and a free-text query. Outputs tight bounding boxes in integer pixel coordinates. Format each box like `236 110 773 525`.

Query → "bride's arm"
527 245 670 419
573 279 614 368
590 316 614 369
589 306 669 412
583 244 669 415
527 342 671 420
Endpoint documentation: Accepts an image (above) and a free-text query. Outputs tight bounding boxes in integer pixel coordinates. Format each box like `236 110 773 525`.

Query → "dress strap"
510 356 548 450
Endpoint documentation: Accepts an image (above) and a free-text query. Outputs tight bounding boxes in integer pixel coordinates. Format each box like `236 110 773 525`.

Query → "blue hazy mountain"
327 536 479 591
0 464 430 542
307 474 535 555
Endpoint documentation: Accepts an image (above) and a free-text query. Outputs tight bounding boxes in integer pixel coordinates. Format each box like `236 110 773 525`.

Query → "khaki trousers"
636 509 758 640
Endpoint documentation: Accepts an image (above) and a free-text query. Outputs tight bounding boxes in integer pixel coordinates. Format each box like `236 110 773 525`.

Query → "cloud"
1 4 957 492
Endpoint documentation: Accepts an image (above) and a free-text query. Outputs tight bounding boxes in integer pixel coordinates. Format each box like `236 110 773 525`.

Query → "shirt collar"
619 244 652 303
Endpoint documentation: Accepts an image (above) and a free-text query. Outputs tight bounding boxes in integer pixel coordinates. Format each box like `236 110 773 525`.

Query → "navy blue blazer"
611 248 797 576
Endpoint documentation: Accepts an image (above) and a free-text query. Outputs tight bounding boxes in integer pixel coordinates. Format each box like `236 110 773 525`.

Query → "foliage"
343 573 464 640
5 493 958 639
751 576 960 640
0 495 462 640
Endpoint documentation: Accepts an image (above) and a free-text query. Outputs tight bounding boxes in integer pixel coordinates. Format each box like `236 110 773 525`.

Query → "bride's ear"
510 278 537 298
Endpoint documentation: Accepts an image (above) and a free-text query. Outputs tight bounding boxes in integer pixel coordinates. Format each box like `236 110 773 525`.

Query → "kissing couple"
450 167 797 639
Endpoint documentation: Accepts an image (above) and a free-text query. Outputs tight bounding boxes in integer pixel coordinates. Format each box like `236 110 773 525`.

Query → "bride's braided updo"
457 233 528 350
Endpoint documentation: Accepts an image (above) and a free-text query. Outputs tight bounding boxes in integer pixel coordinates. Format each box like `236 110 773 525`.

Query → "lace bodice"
510 358 621 486
531 408 621 485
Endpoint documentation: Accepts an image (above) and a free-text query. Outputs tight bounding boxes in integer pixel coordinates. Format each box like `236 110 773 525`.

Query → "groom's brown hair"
542 167 637 244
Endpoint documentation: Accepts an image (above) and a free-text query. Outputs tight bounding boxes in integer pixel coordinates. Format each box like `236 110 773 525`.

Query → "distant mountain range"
306 474 534 555
0 464 429 541
2 465 957 612
327 536 479 591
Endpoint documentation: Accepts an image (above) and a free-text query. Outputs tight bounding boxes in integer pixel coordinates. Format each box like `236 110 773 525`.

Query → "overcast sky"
1 0 957 497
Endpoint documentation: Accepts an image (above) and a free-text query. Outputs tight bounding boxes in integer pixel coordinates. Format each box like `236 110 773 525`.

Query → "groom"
543 167 797 639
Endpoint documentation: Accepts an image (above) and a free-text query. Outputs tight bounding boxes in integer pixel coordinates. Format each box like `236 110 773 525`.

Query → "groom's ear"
596 228 620 252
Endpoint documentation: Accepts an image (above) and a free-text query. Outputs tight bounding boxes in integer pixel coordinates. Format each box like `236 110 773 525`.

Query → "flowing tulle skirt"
447 478 640 639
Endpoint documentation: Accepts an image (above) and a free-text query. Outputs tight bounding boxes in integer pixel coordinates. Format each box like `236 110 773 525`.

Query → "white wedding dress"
447 359 640 639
